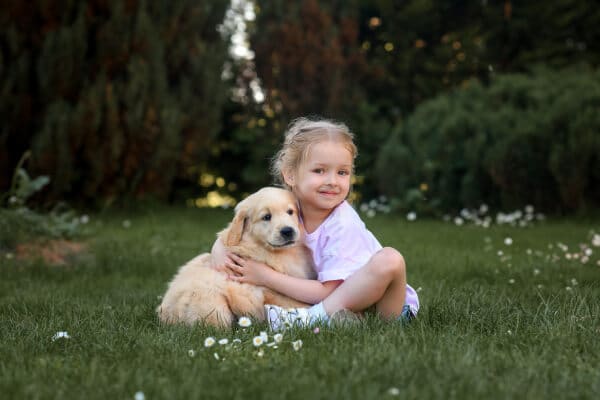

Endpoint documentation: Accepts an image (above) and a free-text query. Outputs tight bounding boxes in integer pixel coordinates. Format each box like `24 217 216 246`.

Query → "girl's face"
284 140 353 213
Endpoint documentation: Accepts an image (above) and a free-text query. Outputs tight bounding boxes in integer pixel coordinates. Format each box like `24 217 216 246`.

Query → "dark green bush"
376 66 600 213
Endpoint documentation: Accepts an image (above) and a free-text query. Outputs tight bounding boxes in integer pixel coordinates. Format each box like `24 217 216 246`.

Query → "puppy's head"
221 187 301 249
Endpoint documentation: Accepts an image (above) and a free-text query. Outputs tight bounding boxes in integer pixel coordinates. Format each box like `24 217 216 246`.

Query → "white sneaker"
264 304 315 331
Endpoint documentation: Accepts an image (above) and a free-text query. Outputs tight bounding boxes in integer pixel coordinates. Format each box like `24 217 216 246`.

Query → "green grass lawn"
1 207 599 399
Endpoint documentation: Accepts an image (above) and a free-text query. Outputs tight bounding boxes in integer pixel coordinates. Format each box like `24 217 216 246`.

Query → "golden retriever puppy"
157 187 316 328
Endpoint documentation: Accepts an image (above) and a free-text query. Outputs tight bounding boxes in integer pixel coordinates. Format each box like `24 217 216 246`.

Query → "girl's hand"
226 254 271 286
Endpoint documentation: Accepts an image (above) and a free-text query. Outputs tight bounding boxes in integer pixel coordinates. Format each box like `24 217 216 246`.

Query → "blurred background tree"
1 0 229 206
1 0 599 213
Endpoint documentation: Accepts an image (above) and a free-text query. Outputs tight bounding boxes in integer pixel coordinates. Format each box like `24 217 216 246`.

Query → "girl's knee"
372 247 405 277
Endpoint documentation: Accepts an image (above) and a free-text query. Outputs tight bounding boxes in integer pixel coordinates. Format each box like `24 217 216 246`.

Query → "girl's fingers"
230 253 245 265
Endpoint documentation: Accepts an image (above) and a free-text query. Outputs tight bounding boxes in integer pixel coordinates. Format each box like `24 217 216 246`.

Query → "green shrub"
0 153 87 250
376 66 600 213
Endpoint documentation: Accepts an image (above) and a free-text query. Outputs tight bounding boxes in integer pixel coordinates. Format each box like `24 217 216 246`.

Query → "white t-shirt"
303 200 420 313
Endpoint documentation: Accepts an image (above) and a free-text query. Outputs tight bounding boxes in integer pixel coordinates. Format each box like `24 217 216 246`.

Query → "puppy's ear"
221 206 247 246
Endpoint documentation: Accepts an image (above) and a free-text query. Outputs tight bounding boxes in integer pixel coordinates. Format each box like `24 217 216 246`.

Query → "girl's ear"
282 169 295 187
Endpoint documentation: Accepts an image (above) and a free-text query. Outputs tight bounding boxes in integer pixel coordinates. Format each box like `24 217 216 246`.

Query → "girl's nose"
326 171 338 185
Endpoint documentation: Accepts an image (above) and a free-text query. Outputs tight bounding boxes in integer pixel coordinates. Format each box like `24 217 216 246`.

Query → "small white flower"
259 331 268 343
213 352 220 360
134 391 145 400
504 237 513 246
507 330 512 335
9 196 18 205
52 331 70 341
454 217 464 226
188 349 196 357
5 253 14 260
406 211 417 221
416 286 423 292
232 338 242 344
238 316 252 328
252 336 264 347
533 268 540 276
525 205 534 214
366 209 376 218
257 349 264 357
570 278 578 286
497 250 504 257
565 286 572 291
508 279 515 284
537 284 544 289
80 215 90 224
122 220 131 228
218 338 229 345
592 234 600 247
388 387 400 396
204 337 216 347
273 333 283 343
292 340 303 351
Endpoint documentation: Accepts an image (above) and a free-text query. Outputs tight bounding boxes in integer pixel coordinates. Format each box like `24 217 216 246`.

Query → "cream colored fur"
157 187 315 328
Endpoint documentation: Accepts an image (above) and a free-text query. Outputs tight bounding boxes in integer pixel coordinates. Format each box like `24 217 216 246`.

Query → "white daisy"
252 336 264 347
188 349 196 357
238 316 252 328
259 331 268 342
204 337 216 347
52 331 70 341
292 340 303 351
273 333 283 343
218 338 229 345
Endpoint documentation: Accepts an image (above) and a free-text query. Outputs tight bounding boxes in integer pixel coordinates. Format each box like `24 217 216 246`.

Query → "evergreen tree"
1 0 229 204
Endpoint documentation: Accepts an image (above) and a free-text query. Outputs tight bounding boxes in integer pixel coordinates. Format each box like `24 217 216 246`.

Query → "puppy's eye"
262 213 271 221
287 209 294 215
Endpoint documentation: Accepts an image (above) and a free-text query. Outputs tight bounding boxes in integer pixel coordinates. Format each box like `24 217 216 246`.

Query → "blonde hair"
271 117 358 190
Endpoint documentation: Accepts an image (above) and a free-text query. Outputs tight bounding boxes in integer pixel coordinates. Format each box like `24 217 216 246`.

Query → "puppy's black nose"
280 227 295 241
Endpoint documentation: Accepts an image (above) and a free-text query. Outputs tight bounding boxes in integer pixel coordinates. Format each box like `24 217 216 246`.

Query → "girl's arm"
226 254 341 304
210 237 234 271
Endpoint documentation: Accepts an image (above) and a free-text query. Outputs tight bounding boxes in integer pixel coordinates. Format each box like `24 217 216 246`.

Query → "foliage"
376 66 600 214
0 152 87 249
1 208 599 398
0 0 229 204
2 0 600 210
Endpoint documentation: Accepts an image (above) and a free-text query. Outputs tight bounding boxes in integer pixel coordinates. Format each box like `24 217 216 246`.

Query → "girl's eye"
287 209 294 215
338 170 349 176
312 168 324 174
262 214 271 221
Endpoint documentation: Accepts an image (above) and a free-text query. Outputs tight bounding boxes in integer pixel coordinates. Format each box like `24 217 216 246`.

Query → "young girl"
212 117 419 329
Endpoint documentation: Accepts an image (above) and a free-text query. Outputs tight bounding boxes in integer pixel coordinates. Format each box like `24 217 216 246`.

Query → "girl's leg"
322 247 407 319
